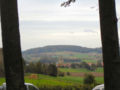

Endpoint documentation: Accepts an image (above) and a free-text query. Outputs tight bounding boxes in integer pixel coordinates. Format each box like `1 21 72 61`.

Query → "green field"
59 68 90 73
59 67 104 73
0 68 104 90
0 74 104 86
0 78 5 85
24 50 102 63
0 68 104 89
95 68 104 73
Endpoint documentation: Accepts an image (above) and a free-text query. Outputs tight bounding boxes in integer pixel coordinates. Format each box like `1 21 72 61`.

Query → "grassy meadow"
0 68 104 89
0 74 104 87
59 67 104 73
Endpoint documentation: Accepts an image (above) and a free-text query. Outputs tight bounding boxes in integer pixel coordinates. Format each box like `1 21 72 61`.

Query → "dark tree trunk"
99 0 120 90
1 0 26 90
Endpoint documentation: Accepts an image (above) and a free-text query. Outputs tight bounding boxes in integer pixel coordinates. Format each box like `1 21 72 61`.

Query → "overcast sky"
0 0 120 50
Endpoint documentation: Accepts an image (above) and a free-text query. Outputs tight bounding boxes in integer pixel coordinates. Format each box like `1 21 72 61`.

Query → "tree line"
59 61 103 71
25 61 62 77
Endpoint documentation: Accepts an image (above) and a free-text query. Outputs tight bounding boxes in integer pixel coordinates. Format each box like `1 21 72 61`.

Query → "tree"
35 62 42 74
47 64 58 77
1 0 26 90
90 64 97 71
62 0 119 89
83 74 96 85
80 62 91 70
99 0 120 89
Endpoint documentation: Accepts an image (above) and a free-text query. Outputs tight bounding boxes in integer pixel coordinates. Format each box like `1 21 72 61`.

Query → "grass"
58 76 84 84
95 77 104 84
59 68 90 73
0 73 104 86
25 78 73 87
59 67 104 73
0 78 5 85
25 74 83 85
0 68 104 88
95 68 104 73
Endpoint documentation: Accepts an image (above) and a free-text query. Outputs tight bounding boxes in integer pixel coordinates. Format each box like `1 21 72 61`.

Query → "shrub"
47 64 58 77
83 73 96 85
66 72 70 76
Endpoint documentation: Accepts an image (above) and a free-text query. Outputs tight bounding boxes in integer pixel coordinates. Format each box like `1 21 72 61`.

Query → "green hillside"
23 45 102 55
22 45 102 63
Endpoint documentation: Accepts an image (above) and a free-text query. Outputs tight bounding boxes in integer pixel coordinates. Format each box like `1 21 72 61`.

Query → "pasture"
0 68 104 90
59 67 104 73
0 73 104 86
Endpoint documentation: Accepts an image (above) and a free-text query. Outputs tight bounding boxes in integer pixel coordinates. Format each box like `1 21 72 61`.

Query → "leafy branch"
61 0 76 7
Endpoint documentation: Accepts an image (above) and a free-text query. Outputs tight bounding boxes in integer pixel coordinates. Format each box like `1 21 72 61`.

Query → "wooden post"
99 0 120 89
1 0 26 90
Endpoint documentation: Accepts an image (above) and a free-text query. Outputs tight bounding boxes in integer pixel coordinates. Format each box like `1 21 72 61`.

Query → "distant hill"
23 45 102 55
22 45 102 63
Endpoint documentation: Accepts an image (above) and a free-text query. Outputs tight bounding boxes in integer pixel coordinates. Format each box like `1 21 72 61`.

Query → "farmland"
22 45 102 63
59 68 103 73
0 45 104 89
0 74 104 89
0 68 104 89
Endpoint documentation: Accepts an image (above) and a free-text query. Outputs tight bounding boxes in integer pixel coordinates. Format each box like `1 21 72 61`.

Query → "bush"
83 73 96 85
66 72 70 76
47 64 57 77
25 62 58 77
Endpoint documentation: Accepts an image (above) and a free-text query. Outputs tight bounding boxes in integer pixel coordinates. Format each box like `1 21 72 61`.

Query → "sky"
0 0 120 50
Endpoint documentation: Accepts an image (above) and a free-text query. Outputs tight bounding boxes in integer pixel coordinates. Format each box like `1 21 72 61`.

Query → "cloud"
83 29 96 33
18 0 99 22
0 0 120 50
20 30 101 50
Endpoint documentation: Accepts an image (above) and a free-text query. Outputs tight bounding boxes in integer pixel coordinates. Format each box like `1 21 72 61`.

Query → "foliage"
61 61 101 71
66 72 70 76
80 62 91 70
61 0 76 7
83 74 96 85
90 64 97 71
47 64 58 77
25 62 58 77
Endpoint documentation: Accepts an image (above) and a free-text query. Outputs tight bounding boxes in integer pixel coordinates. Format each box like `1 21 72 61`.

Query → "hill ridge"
23 45 102 55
